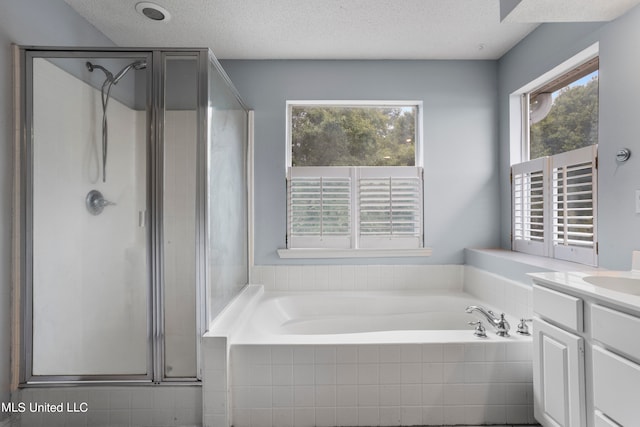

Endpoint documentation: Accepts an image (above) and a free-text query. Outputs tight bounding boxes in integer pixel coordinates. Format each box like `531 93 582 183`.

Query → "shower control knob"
86 190 116 215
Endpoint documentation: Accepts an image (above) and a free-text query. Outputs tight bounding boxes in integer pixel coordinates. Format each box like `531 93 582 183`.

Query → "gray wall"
220 60 501 265
0 0 114 415
497 5 640 270
597 6 640 269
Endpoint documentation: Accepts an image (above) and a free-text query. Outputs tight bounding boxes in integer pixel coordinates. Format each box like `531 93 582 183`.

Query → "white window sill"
466 248 605 273
277 248 433 259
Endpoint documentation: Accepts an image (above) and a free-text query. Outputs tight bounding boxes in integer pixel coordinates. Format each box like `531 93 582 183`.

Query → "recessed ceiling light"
135 2 171 22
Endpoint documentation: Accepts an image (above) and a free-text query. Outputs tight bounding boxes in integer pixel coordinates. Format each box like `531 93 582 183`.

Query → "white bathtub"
224 287 535 426
233 290 528 344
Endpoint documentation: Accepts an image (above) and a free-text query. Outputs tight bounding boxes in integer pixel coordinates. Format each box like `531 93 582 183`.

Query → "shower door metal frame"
153 49 209 383
14 46 209 385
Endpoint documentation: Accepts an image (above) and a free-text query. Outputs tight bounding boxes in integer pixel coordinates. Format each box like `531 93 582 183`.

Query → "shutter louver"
359 178 421 236
287 166 423 249
288 167 352 248
551 145 597 265
511 145 597 265
512 157 549 257
358 167 423 249
513 170 545 241
290 177 350 236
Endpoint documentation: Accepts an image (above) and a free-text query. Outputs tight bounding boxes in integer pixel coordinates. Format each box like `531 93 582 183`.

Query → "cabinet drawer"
591 304 640 361
592 346 640 427
533 284 583 332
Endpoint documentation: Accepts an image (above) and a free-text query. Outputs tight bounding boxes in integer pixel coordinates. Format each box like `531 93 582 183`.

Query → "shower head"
112 60 147 85
86 60 147 85
133 60 148 70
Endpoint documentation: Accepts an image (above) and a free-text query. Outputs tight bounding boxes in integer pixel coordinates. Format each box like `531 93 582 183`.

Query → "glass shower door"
162 54 199 379
28 54 151 378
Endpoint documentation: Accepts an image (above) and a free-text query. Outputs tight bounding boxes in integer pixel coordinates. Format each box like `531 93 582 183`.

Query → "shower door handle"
139 210 147 227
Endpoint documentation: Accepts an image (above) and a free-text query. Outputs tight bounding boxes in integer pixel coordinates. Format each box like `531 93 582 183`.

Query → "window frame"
525 58 599 162
282 100 430 258
285 100 424 170
509 43 599 164
509 44 600 266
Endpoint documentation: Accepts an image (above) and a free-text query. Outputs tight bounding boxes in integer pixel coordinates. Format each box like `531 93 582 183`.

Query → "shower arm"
86 60 147 182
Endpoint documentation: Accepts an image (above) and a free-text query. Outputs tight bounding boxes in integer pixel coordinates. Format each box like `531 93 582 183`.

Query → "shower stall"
13 47 249 384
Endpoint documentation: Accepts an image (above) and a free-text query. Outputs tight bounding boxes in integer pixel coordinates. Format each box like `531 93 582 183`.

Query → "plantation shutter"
512 157 549 257
511 145 597 265
551 145 598 265
288 167 351 248
287 166 423 249
358 167 423 249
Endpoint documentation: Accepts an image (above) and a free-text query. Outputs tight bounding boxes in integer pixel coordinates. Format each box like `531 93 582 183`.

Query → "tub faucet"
465 305 510 337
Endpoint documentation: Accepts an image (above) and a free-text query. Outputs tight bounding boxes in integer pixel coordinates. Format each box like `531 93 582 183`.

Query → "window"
285 101 424 253
528 57 599 160
512 55 599 266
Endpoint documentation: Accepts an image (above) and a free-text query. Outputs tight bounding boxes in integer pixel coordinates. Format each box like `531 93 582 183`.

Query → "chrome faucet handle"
86 189 116 215
516 318 533 336
495 313 510 337
468 321 487 338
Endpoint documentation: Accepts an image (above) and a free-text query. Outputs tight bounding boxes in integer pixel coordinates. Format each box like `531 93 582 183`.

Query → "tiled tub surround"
231 342 534 427
250 265 463 292
463 266 534 322
200 265 536 427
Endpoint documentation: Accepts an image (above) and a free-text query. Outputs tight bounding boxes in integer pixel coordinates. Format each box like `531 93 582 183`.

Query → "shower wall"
32 58 147 375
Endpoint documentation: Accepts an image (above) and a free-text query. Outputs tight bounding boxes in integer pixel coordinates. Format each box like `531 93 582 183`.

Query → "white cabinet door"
592 346 640 426
533 318 586 427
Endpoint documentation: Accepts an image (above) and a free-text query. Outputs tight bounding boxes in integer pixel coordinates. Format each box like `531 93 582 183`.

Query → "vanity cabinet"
590 304 640 427
532 285 586 427
532 279 640 427
532 318 585 427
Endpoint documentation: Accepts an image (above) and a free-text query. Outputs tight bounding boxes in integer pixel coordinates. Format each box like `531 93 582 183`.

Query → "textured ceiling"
63 0 640 60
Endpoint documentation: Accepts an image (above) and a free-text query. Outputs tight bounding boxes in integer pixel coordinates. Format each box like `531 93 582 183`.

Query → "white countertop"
529 269 640 313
